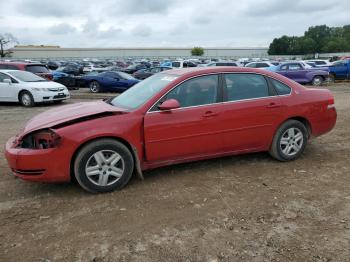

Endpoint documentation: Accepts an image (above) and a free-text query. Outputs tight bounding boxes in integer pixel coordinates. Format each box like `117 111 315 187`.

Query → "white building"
9 46 269 59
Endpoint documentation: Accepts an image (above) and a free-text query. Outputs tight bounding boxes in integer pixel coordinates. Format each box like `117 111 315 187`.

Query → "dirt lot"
0 84 350 262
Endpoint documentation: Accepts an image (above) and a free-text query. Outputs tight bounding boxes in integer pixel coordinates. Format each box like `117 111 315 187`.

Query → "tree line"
268 25 350 55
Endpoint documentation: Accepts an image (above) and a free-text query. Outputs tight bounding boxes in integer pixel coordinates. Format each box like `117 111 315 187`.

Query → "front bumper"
4 136 71 183
32 90 70 103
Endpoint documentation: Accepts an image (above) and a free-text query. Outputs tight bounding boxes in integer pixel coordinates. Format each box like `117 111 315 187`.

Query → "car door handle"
203 111 218 117
266 102 281 109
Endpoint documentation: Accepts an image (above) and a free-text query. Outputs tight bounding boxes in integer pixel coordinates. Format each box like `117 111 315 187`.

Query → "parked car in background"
133 66 172 80
160 60 197 68
80 71 139 93
123 64 148 74
205 61 240 67
245 61 278 71
0 70 70 106
46 61 60 70
52 71 78 89
305 59 333 67
56 65 81 76
4 67 337 192
275 62 329 86
328 59 350 81
0 62 53 80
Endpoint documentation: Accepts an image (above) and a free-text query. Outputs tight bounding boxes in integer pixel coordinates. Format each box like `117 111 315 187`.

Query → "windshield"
9 71 46 82
118 71 136 80
25 65 50 73
110 73 178 109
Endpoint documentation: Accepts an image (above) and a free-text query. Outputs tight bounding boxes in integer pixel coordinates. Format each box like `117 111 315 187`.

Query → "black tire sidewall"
274 121 308 161
74 140 134 193
89 81 100 93
312 76 323 86
20 91 34 107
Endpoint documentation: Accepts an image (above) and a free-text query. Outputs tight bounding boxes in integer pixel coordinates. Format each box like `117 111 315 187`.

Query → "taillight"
327 95 335 109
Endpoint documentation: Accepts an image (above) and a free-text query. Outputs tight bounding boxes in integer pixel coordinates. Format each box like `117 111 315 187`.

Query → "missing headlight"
20 129 61 149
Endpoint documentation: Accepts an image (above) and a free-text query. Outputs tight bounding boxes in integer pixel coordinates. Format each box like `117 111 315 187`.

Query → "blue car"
81 71 140 93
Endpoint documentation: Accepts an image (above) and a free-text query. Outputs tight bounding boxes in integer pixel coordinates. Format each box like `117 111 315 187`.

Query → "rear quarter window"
271 79 291 95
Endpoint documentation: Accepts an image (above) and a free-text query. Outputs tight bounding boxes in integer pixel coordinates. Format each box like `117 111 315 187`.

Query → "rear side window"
271 79 291 95
7 65 19 70
224 73 269 101
25 65 50 73
172 62 181 68
0 65 6 69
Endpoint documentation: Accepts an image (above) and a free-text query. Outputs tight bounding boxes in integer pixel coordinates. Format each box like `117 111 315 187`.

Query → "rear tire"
74 139 134 193
269 120 308 161
89 81 100 93
19 91 35 107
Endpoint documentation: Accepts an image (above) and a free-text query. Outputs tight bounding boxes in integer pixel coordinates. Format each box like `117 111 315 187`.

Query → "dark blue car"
81 71 140 93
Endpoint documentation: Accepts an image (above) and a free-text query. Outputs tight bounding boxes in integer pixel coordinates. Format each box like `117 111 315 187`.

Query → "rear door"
143 74 225 162
218 73 285 151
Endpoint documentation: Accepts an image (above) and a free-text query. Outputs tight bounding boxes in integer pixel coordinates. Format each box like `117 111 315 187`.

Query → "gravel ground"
0 84 350 262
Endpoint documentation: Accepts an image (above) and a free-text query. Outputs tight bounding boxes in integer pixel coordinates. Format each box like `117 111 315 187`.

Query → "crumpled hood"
21 100 126 136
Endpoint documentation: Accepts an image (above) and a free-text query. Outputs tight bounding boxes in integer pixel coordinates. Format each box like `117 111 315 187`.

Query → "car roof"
0 69 21 73
0 61 45 66
161 66 280 78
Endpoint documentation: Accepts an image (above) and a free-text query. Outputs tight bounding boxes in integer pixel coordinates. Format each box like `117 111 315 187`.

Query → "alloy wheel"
279 127 304 156
85 150 125 186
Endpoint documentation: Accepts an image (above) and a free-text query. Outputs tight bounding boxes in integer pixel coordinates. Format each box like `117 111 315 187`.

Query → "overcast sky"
1 0 349 48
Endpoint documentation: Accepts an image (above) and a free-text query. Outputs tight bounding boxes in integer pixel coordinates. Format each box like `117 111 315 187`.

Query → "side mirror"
158 99 180 111
3 79 12 84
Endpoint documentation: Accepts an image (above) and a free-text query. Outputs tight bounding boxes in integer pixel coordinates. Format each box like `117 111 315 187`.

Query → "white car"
304 59 333 67
245 61 279 69
0 70 70 107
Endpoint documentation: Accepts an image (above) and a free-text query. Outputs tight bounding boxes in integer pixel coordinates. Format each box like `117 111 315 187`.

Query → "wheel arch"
70 136 143 182
279 116 312 138
17 89 31 101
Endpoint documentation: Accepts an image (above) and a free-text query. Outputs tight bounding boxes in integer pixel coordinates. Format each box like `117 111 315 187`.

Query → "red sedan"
5 67 337 193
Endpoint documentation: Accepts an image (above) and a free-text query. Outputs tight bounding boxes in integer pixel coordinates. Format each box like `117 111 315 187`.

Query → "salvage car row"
0 58 349 106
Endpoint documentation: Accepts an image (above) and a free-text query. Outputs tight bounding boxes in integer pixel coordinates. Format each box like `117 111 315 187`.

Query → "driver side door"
0 73 16 101
143 74 225 162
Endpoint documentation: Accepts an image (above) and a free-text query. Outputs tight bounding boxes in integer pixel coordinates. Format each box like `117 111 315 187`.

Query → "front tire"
19 91 35 107
89 81 100 93
269 120 308 161
74 139 134 193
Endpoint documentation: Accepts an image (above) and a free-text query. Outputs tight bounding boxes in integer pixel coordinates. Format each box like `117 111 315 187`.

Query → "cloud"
20 0 80 17
118 0 175 14
48 23 76 35
1 0 349 48
192 16 211 25
131 24 152 37
243 0 344 16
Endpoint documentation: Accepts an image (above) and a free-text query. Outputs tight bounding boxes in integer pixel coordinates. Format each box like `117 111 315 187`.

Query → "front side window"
224 73 269 101
163 74 219 108
0 72 10 82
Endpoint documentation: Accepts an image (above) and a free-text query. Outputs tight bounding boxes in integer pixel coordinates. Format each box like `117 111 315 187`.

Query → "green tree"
268 24 350 55
191 47 204 56
322 38 350 53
